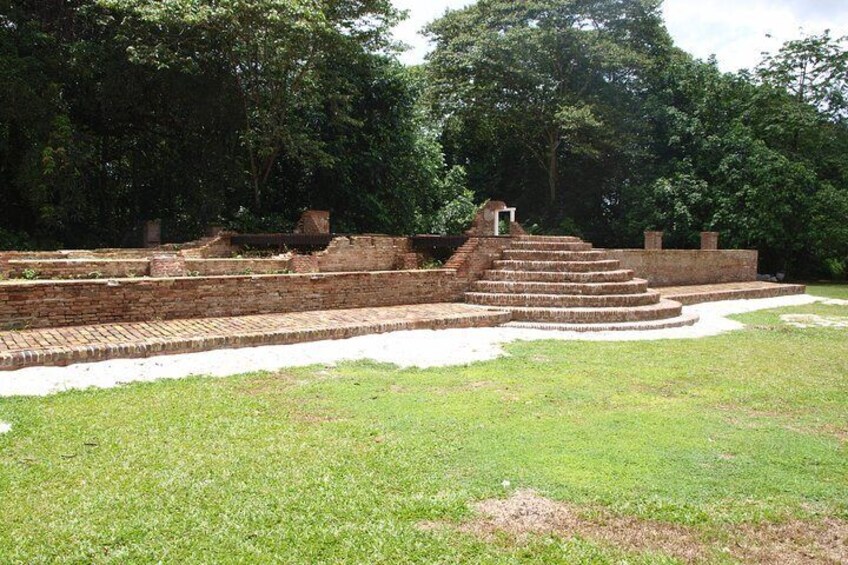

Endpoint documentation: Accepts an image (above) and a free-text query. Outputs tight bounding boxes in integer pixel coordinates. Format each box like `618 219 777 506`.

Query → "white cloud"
662 0 848 72
392 0 474 65
392 0 848 71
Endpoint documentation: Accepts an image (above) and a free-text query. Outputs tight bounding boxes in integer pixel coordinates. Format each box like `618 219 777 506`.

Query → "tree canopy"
1 0 847 277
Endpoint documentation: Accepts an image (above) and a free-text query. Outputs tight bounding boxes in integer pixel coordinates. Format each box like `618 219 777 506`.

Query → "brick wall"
446 237 513 285
605 249 758 286
315 236 411 272
186 258 292 276
0 270 463 330
5 259 150 279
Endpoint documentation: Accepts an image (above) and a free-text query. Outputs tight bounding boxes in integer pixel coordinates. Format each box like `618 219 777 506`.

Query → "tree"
100 0 400 211
757 30 848 123
425 0 671 209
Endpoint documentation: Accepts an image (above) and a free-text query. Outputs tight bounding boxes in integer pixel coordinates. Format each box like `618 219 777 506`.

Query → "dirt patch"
780 314 848 329
446 490 704 562
423 490 848 564
464 381 495 390
733 518 848 564
820 424 848 444
237 371 299 396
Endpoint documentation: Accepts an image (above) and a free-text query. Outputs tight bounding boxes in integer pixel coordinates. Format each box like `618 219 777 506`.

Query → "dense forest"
1 0 847 276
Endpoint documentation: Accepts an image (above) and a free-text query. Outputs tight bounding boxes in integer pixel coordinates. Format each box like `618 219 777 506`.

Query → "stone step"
466 291 661 309
503 312 700 332
517 235 582 243
659 282 807 306
471 279 649 296
504 299 684 324
0 304 513 371
502 249 607 262
484 269 636 283
493 259 621 273
509 241 593 252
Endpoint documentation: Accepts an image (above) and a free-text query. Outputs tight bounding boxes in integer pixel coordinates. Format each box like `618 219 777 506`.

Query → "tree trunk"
547 134 560 205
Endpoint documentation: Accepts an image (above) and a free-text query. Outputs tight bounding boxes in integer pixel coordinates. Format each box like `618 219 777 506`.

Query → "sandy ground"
0 294 833 398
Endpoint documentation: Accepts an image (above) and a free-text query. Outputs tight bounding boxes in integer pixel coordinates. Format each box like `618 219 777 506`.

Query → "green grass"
1 285 846 563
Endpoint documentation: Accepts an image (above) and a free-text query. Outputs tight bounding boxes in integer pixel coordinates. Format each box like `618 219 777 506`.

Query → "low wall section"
605 249 758 287
0 270 462 330
0 235 512 330
316 236 412 272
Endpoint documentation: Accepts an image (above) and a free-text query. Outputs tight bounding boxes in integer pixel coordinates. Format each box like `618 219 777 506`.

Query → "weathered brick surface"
445 237 512 285
178 234 237 258
315 236 412 272
700 232 719 250
604 249 758 286
149 255 187 278
658 281 806 305
294 210 330 234
5 259 150 279
143 219 162 247
290 255 319 273
186 258 292 276
401 253 420 270
644 231 664 250
0 304 511 370
0 270 464 330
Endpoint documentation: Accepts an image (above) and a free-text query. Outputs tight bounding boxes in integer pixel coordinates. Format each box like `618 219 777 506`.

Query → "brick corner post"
143 219 162 248
149 254 187 278
290 254 319 273
294 211 331 235
700 231 719 250
644 231 663 250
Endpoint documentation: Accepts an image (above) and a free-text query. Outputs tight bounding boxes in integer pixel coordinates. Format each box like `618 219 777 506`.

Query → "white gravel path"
0 294 830 398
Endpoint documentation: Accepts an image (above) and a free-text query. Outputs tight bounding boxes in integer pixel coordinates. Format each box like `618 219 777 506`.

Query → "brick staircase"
466 236 699 331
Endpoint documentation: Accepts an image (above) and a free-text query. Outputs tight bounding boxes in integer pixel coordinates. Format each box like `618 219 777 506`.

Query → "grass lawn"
0 284 846 563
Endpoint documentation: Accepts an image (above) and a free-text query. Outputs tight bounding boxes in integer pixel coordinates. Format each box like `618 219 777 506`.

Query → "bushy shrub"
422 166 479 235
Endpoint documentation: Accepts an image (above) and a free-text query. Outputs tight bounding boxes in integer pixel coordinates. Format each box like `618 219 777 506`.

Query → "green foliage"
809 185 848 278
1 1 847 278
426 0 671 211
757 30 848 123
20 268 39 280
0 0 442 244
420 166 479 235
0 228 36 252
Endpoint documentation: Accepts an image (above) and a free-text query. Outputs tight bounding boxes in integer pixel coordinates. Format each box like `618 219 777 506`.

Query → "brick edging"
0 310 511 371
662 284 806 305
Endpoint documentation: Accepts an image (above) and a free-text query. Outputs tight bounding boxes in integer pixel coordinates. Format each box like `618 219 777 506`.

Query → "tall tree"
425 0 671 209
757 30 848 124
100 0 400 211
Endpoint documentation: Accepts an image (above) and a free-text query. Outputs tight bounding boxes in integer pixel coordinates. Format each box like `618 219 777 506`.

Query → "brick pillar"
143 220 162 248
149 254 186 278
400 253 420 270
290 254 319 273
700 231 719 250
644 231 663 250
294 211 330 235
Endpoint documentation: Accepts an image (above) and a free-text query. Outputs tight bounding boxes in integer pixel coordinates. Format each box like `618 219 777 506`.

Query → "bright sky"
392 0 848 72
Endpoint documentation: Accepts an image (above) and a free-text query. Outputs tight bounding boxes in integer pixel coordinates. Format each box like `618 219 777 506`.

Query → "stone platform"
658 281 807 305
0 282 808 372
0 304 509 371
